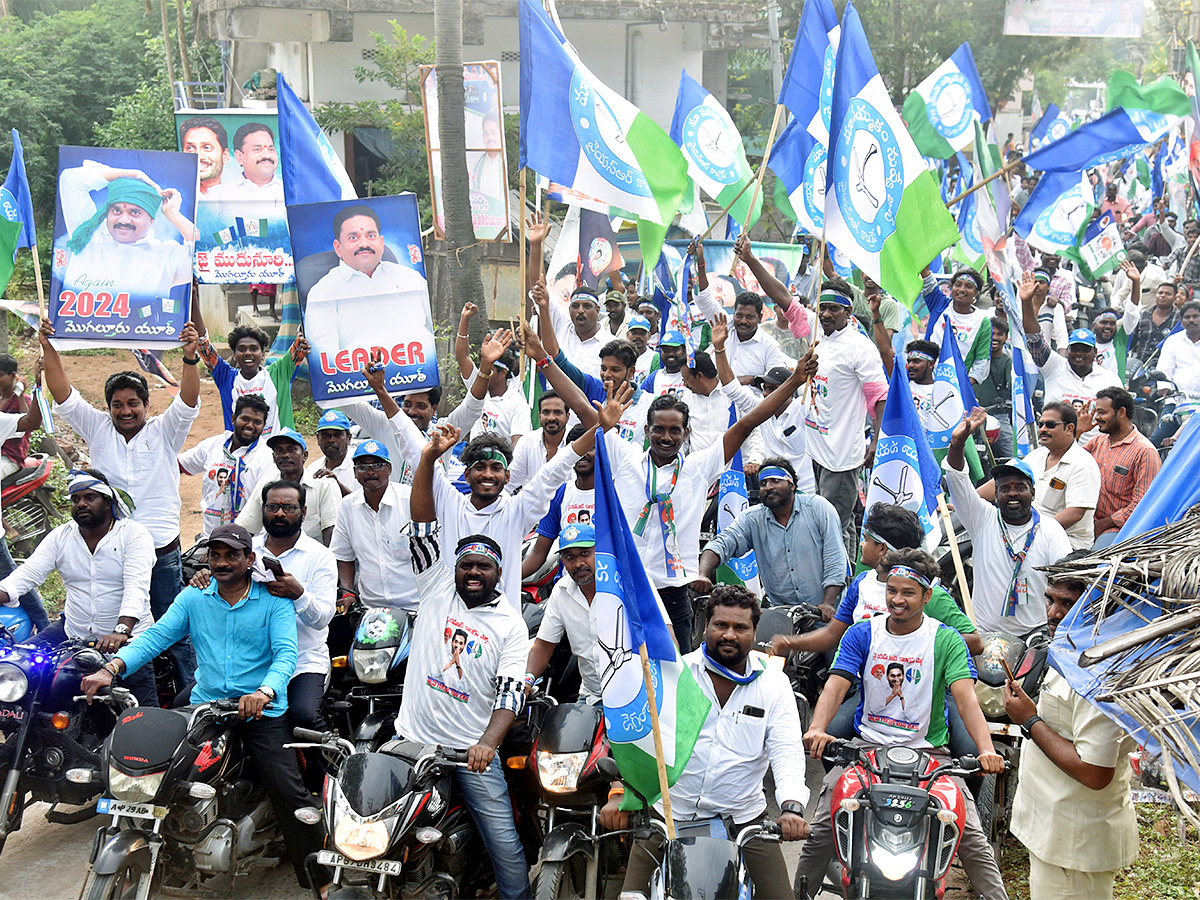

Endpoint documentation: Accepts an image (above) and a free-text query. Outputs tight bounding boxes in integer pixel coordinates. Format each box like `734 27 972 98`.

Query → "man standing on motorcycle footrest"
1004 560 1138 900
80 524 332 895
601 585 811 900
1 468 157 706
796 550 1009 900
524 523 605 702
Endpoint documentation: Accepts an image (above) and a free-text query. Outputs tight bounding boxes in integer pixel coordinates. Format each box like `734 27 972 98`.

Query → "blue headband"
819 290 852 308
889 565 932 589
758 466 794 484
906 350 935 363
457 541 502 566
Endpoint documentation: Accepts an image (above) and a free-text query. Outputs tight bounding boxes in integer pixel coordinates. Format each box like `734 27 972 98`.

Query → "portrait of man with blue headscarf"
50 147 198 348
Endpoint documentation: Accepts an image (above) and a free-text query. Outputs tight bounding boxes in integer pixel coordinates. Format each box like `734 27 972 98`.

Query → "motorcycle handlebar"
292 727 328 743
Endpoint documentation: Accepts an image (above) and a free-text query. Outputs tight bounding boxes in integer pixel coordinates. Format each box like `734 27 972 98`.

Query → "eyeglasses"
1036 420 1062 429
353 461 389 471
263 503 302 513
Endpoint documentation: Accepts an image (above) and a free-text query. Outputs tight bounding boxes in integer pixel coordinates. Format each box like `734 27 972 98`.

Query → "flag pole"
728 103 787 274
936 494 975 623
638 643 676 840
697 178 758 242
799 236 825 404
518 168 528 381
945 158 1022 208
30 244 45 320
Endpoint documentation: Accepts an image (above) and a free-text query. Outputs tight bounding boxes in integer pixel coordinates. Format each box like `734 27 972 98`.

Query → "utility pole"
767 0 783 100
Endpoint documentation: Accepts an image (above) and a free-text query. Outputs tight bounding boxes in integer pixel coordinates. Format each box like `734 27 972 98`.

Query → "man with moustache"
306 409 357 495
0 469 157 706
507 390 569 490
237 428 340 545
179 116 229 195
520 424 596 580
210 122 283 203
601 586 810 899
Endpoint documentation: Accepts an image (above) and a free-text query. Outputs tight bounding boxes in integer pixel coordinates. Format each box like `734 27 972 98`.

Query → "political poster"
175 110 293 283
420 61 511 242
1002 0 1143 38
288 193 438 408
49 146 197 350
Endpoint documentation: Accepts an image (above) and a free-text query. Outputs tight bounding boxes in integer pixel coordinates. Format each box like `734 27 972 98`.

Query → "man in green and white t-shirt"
927 269 992 385
794 549 1009 900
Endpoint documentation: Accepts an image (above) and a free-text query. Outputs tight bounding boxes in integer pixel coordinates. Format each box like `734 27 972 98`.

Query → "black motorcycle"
82 699 283 899
289 729 494 899
0 634 136 856
333 605 413 752
755 601 828 724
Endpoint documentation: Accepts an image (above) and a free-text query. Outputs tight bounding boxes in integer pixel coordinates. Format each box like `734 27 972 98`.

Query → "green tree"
94 79 178 152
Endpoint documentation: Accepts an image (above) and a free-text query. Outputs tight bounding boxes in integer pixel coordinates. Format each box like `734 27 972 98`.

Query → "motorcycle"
597 756 784 900
2 453 58 561
0 632 136 856
288 730 493 900
82 699 284 899
338 606 414 753
754 602 828 725
971 628 1049 850
801 740 990 900
1127 367 1175 439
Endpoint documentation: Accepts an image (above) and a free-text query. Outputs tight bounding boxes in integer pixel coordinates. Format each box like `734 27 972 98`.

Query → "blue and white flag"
865 360 944 546
715 405 761 594
902 43 993 158
989 258 1039 456
1023 106 1181 173
1013 169 1094 255
1 129 36 250
1029 103 1071 151
927 314 979 449
277 74 356 206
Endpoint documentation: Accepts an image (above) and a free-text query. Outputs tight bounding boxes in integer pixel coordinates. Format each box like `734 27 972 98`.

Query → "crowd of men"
3 183 1185 897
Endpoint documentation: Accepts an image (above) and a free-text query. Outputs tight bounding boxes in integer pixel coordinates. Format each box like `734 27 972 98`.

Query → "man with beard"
1091 260 1143 380
523 524 606 702
0 469 157 706
304 204 433 357
1128 280 1181 362
507 390 568 490
943 407 1071 633
81 524 330 896
696 457 846 613
1005 559 1138 899
925 269 992 384
1080 387 1161 547
404 440 533 900
179 116 229 194
331 441 420 612
306 409 357 495
179 394 273 536
1150 300 1200 449
721 244 794 383
237 428 340 545
603 288 629 339
601 586 810 899
520 425 596 580
625 314 655 387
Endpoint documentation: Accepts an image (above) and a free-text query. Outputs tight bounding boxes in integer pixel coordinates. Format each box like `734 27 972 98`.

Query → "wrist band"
872 318 884 325
457 332 469 340
713 346 726 354
536 356 552 370
183 356 199 365
608 786 625 799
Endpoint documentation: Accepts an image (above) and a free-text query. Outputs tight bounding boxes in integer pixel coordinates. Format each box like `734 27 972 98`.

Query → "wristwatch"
780 801 805 816
112 623 131 635
1019 715 1043 739
257 686 276 701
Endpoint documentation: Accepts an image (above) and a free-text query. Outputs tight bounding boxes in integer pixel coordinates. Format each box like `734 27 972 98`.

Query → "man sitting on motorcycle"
601 585 811 900
80 524 331 895
1004 555 1138 900
795 549 1009 900
524 522 605 703
0 468 157 706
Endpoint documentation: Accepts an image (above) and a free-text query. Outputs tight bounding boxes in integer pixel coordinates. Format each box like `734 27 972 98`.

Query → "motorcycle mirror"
73 647 106 675
597 757 622 781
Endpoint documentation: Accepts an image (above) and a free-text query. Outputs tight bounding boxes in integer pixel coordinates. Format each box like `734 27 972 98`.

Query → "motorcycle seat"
379 738 437 762
1 460 44 489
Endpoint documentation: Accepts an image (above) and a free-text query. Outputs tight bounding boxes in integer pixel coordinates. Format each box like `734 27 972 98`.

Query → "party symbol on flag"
871 464 915 507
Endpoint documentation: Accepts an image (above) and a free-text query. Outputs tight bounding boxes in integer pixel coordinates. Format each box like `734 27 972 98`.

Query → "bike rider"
80 523 331 894
600 585 811 899
0 468 157 706
795 549 1008 900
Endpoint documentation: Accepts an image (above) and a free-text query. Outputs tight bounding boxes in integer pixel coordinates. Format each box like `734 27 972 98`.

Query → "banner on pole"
176 110 293 283
289 193 439 407
49 146 197 350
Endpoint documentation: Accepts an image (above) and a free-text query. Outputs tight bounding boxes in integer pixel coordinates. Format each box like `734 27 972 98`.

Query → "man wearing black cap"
926 268 992 384
81 523 329 893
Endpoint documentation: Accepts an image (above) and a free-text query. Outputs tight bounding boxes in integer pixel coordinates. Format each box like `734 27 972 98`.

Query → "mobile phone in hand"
262 556 285 579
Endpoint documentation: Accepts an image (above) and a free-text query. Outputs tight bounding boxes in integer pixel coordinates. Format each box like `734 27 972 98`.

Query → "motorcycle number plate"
316 850 402 876
96 798 167 820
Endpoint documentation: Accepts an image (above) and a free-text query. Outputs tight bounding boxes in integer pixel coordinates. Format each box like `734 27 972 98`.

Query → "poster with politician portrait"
49 145 197 350
288 193 439 408
175 109 292 283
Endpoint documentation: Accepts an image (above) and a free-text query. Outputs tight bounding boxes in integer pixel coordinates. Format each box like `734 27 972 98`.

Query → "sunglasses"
1037 420 1063 429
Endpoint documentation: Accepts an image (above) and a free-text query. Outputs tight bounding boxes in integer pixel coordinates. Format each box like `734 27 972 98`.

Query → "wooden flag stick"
937 493 975 623
30 244 45 320
697 178 758 242
944 158 1022 208
518 168 527 380
728 103 788 274
798 237 825 404
638 642 676 840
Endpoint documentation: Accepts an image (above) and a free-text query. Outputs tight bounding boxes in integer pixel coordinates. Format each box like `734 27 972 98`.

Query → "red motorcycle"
3 454 57 559
810 741 986 900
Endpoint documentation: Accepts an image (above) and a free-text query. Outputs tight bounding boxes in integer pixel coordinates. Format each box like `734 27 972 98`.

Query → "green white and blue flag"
277 74 356 205
1013 169 1094 255
902 43 992 159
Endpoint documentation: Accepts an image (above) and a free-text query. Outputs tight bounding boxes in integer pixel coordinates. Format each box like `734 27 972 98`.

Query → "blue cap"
627 314 652 333
559 523 595 550
353 439 390 462
992 457 1036 486
1067 328 1097 348
266 427 306 451
317 409 352 432
660 330 687 347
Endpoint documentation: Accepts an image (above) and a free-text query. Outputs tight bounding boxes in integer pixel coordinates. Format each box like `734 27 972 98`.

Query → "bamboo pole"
30 244 45 320
944 158 1023 208
937 494 975 623
638 643 676 840
728 103 787 274
175 0 193 103
697 178 758 242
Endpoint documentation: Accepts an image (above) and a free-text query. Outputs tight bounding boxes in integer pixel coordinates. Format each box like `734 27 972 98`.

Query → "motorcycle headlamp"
333 817 392 861
0 663 28 703
107 764 165 803
536 750 588 794
352 647 396 684
872 845 922 882
974 682 1008 718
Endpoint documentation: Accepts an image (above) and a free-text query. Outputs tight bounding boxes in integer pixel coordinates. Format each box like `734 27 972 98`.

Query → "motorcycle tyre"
975 772 1000 853
84 865 146 900
533 856 588 900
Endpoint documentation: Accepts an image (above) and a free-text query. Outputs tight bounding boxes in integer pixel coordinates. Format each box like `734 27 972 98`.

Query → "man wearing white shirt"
212 122 284 203
331 441 419 612
0 469 157 706
549 286 607 378
1159 300 1200 396
178 394 273 537
237 428 341 545
944 409 1072 634
725 290 794 383
802 282 889 545
306 409 358 495
40 317 201 685
507 390 568 491
1111 248 1167 310
601 586 810 899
